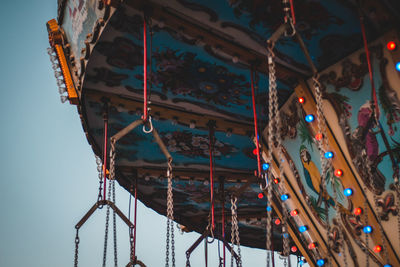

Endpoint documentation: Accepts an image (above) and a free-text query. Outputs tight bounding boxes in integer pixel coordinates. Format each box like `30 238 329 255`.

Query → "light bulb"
60 95 68 103
58 87 67 94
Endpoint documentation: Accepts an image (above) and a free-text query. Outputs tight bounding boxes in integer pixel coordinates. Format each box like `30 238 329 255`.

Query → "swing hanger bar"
75 200 134 230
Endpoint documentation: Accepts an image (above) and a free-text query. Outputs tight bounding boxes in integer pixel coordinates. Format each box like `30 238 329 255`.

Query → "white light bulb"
60 95 68 103
58 87 67 94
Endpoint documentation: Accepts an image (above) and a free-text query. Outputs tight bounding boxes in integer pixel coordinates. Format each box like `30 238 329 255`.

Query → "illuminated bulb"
274 218 281 225
317 259 326 266
266 206 272 212
299 260 305 266
253 148 258 155
298 97 305 104
262 163 270 171
298 225 307 233
373 245 382 253
258 193 264 199
363 225 372 234
58 86 67 94
283 233 289 238
324 151 334 159
315 133 323 141
387 41 396 51
273 178 280 184
334 169 343 177
290 209 298 216
308 242 316 249
280 194 289 201
305 114 315 123
343 188 353 197
60 95 68 103
383 264 392 267
291 246 297 253
396 62 400 72
354 207 363 215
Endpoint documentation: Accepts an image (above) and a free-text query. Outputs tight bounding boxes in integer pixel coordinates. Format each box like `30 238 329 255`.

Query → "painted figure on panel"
300 145 335 207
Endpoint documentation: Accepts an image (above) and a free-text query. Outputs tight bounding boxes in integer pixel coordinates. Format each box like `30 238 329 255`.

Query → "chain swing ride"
47 0 400 266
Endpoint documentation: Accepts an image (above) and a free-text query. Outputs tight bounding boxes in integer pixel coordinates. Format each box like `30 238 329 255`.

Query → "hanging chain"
364 152 390 265
266 173 273 267
186 252 191 267
110 140 118 267
129 226 135 266
230 196 242 267
97 156 104 203
165 158 175 267
74 229 80 267
103 176 113 267
267 45 290 266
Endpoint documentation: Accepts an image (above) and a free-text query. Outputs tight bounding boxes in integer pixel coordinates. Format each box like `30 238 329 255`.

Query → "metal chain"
186 252 191 267
129 226 135 266
165 158 175 267
268 46 290 266
103 177 112 267
74 229 80 267
110 141 118 267
313 76 335 265
266 173 273 267
364 153 389 265
97 156 104 202
230 196 242 267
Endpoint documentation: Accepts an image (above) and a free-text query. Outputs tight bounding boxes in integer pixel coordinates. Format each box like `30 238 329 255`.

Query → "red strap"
133 178 138 261
289 0 296 25
250 69 262 177
143 18 148 122
103 114 108 200
208 126 215 230
359 15 380 119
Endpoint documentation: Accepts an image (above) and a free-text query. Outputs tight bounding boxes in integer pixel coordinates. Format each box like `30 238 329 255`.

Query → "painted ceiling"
60 0 400 252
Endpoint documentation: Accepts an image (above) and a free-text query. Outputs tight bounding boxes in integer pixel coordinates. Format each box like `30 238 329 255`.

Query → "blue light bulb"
324 151 333 159
299 260 304 266
363 225 372 234
298 226 307 233
396 62 400 72
343 188 353 197
262 163 270 171
317 259 326 266
280 194 289 201
266 206 272 212
384 264 392 267
283 233 289 238
305 114 315 123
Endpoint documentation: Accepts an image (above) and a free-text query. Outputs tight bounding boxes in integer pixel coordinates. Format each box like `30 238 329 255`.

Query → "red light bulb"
298 97 305 104
253 148 258 155
291 246 298 253
334 169 343 177
258 193 264 199
387 41 396 51
290 209 298 216
315 133 323 141
373 245 382 253
308 242 316 249
354 207 363 216
273 178 280 184
275 218 281 225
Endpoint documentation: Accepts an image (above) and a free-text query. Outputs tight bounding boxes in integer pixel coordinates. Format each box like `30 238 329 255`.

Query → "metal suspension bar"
75 200 134 230
250 69 262 177
294 32 317 75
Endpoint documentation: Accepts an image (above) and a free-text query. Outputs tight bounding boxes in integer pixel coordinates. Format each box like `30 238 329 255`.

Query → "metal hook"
259 173 269 191
142 116 153 133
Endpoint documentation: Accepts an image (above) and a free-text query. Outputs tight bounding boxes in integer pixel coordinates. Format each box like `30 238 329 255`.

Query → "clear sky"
0 1 299 266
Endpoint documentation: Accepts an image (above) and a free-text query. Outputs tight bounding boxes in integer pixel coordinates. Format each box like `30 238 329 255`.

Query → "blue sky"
0 1 298 266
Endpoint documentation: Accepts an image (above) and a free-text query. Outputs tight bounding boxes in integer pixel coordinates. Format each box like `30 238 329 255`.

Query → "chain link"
110 141 118 267
267 46 290 265
74 229 80 267
165 158 175 267
96 156 104 203
266 174 272 267
103 178 112 267
129 226 135 266
230 196 242 267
